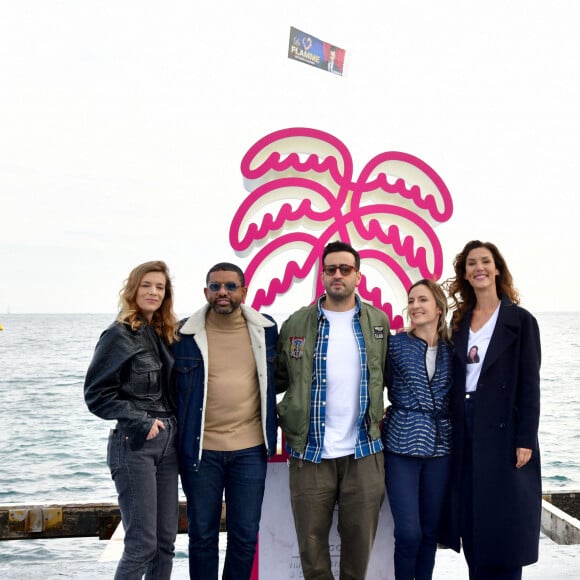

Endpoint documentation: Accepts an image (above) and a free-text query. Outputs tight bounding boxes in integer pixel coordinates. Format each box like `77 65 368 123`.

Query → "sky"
1 1 579 316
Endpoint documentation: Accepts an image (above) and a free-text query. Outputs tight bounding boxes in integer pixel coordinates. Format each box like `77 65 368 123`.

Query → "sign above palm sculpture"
230 127 453 330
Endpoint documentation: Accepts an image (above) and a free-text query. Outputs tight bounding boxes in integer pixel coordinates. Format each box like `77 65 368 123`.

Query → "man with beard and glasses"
275 241 389 580
172 262 278 579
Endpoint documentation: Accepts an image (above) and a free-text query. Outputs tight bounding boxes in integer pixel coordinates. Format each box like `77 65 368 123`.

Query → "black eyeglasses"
322 264 357 276
207 282 243 292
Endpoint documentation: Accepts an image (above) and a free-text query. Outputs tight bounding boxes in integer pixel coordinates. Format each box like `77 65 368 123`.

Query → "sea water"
0 312 578 565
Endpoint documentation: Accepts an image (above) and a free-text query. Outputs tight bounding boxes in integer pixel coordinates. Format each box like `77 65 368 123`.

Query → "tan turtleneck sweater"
203 307 264 451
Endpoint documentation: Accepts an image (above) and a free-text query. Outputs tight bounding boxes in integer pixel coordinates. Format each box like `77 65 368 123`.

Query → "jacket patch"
373 326 385 339
289 337 305 358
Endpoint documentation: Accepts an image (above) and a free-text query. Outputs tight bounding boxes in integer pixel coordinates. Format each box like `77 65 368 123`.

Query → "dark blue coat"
172 304 278 471
440 297 542 567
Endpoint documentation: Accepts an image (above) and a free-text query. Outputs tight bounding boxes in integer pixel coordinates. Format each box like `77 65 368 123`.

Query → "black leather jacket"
84 321 175 449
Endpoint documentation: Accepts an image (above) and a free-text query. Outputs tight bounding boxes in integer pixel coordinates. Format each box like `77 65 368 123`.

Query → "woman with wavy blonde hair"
85 260 179 580
117 260 179 344
382 278 453 580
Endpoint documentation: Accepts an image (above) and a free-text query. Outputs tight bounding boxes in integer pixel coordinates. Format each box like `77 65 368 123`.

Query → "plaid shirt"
288 295 384 462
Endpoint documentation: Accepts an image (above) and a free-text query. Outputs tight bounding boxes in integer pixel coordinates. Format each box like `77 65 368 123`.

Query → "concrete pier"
1 492 578 578
1 532 578 579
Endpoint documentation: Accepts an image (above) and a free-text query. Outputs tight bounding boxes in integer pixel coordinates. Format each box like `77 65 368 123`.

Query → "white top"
426 346 438 380
465 304 500 393
321 306 360 459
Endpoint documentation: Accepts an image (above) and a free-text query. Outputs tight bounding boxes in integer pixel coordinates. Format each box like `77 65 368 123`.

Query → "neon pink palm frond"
355 151 453 222
350 204 444 279
243 232 326 308
241 127 354 184
230 177 345 252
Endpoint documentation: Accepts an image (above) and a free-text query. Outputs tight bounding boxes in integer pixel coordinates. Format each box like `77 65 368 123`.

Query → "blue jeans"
384 452 451 580
108 416 179 580
180 444 267 580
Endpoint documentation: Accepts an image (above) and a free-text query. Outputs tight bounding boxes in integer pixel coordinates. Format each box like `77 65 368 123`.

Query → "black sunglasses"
207 282 243 292
322 264 357 276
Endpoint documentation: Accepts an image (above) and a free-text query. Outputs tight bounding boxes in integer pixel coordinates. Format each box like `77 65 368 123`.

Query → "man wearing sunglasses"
275 241 389 580
172 262 278 579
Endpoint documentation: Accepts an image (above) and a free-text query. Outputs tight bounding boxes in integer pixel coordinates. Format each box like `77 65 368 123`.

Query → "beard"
325 281 354 302
209 297 241 315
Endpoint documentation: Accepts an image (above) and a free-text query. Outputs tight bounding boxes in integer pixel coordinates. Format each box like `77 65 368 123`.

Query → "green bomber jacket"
274 297 390 454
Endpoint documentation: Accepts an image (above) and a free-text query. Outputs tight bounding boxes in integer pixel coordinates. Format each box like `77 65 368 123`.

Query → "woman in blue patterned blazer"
382 279 453 580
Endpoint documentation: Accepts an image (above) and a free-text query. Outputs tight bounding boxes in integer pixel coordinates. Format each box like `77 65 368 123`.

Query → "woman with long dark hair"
85 260 179 580
442 241 541 580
